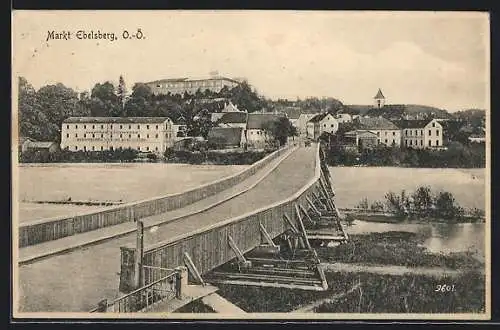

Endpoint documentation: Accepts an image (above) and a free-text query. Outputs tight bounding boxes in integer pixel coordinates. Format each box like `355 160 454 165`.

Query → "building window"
436 129 439 136
101 146 103 151
428 130 432 136
385 132 387 136
147 125 150 129
405 140 408 146
420 140 423 146
66 133 69 138
436 140 439 146
120 125 123 129
84 125 86 129
410 140 413 146
76 125 78 129
137 125 140 129
138 146 141 151
75 133 78 138
110 146 114 151
101 125 104 129
376 132 380 136
155 147 158 151
393 132 395 136
392 139 395 144
75 146 78 150
138 134 141 138
432 122 435 127
92 146 95 151
129 134 131 138
156 125 158 130
129 125 131 129
405 130 408 136
66 125 69 129
331 124 334 128
147 134 149 138
146 147 149 151
84 133 86 138
428 140 431 146
384 139 388 143
155 134 158 138
111 134 113 138
92 125 95 129
421 130 423 135
120 134 123 138
92 133 95 138
83 146 87 151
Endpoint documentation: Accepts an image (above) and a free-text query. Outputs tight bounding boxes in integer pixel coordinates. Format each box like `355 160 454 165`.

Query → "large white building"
396 119 444 149
144 77 242 96
306 113 339 140
61 117 179 154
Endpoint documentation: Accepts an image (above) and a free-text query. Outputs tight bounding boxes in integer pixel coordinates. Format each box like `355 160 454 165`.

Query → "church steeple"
374 88 386 109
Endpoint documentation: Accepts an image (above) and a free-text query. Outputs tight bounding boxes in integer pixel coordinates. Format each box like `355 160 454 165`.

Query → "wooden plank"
283 214 299 234
295 204 312 250
259 223 277 247
205 279 326 291
183 252 205 286
228 235 247 264
306 196 321 216
299 204 316 226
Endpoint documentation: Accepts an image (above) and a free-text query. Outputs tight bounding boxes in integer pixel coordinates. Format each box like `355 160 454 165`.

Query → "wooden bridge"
16 142 348 314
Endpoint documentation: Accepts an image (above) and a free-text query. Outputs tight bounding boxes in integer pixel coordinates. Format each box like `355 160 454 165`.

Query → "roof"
145 77 242 85
345 130 378 138
219 112 247 124
63 117 171 124
356 117 399 130
27 141 58 148
222 102 243 113
246 113 283 130
279 107 303 119
207 127 243 145
393 119 433 129
374 89 385 99
308 113 330 123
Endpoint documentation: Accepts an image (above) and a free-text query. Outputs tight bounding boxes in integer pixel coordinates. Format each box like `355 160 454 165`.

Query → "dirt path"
320 262 481 278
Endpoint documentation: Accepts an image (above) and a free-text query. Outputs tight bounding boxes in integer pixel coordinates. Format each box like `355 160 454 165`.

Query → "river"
346 220 485 261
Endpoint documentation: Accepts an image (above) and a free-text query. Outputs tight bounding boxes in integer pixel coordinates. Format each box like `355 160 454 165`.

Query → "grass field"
330 167 486 210
17 163 247 222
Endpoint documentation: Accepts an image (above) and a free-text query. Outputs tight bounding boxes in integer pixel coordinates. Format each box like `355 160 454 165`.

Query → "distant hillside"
452 108 486 119
344 104 452 119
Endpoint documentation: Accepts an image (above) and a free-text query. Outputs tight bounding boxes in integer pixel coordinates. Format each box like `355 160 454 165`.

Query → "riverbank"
214 231 485 313
341 209 486 224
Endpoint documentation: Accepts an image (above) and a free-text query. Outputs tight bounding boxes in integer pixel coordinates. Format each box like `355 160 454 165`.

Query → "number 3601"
435 284 455 292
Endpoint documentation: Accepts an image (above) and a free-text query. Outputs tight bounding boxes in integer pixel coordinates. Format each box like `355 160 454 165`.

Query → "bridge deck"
18 146 316 313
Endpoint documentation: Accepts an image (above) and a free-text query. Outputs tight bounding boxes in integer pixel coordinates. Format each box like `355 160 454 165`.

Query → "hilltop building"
374 88 386 109
144 77 242 96
60 117 182 154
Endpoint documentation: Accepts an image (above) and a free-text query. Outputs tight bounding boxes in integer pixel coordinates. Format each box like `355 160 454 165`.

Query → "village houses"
306 113 339 140
353 117 402 147
395 118 444 149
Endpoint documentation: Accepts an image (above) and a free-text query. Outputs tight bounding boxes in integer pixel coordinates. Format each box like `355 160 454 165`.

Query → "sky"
12 11 489 111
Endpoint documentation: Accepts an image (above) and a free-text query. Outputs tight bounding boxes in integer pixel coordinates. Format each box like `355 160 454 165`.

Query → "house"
335 113 353 123
172 116 188 140
207 127 246 149
294 113 319 137
217 112 248 129
246 113 283 149
25 141 60 153
355 117 401 147
306 113 339 140
395 119 444 149
344 130 378 149
221 101 246 113
19 137 35 153
468 134 486 143
61 117 176 154
144 76 242 96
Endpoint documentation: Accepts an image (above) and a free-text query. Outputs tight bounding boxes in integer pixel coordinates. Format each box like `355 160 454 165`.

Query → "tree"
18 77 52 141
124 83 153 117
36 83 80 142
411 186 433 217
117 75 127 116
90 82 121 117
434 191 463 221
262 117 295 146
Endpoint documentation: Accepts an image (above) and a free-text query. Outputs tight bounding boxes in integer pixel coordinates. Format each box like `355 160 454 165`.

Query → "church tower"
374 88 386 109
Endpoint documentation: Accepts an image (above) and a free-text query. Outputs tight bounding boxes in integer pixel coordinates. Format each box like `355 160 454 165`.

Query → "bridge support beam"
184 252 205 286
228 235 252 269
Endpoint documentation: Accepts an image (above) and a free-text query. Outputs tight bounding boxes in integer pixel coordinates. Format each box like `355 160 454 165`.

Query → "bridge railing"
135 143 322 278
19 146 290 247
91 267 179 313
